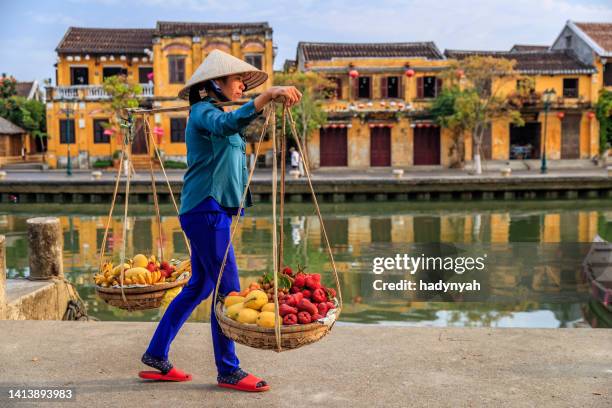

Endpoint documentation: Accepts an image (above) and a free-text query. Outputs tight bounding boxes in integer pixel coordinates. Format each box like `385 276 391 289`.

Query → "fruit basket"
94 255 191 311
215 267 339 350
94 112 192 311
211 106 343 352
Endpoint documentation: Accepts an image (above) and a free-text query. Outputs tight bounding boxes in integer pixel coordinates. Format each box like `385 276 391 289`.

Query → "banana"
137 273 146 285
144 272 152 285
125 278 133 285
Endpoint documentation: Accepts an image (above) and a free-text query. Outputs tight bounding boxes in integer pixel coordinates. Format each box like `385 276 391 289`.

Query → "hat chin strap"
210 79 230 102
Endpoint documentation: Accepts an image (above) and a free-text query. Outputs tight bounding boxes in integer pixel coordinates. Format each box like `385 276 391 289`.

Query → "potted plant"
112 150 121 168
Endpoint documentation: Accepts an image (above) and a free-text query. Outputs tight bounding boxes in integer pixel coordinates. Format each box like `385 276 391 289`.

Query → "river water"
2 200 611 328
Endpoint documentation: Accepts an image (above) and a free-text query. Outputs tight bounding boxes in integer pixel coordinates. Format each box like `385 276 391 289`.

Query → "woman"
138 50 301 392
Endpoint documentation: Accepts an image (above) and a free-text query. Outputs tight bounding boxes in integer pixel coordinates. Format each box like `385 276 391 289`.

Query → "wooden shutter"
352 77 359 100
416 77 424 99
398 76 404 99
380 77 388 99
435 78 443 97
368 77 373 99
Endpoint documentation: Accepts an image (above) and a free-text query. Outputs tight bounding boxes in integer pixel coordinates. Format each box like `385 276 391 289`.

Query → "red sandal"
138 367 192 382
218 371 270 392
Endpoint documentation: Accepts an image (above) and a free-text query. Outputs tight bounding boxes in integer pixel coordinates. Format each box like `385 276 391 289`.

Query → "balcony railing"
47 83 154 101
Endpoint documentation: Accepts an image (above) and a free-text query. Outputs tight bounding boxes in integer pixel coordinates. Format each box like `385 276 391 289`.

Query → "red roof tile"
444 49 596 74
156 21 270 36
299 42 444 61
56 27 155 54
575 22 612 53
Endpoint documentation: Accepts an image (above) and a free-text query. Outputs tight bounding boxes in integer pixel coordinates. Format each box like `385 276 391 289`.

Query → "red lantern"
424 123 431 128
153 126 164 144
587 111 595 119
556 112 565 119
349 69 359 78
368 123 375 128
405 69 415 78
330 124 338 128
455 69 464 79
416 123 423 128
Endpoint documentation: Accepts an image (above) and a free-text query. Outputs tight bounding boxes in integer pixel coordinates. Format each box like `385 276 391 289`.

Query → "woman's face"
219 74 245 101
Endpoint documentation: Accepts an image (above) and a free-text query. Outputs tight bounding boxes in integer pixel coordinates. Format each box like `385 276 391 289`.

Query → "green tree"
0 74 47 150
101 75 142 143
0 74 17 98
433 56 530 173
272 71 333 165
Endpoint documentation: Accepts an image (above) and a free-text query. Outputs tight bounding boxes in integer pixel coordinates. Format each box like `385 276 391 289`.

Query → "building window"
381 76 400 98
357 76 371 99
417 76 442 98
70 67 89 85
170 118 187 143
168 56 186 84
93 119 110 144
563 78 578 98
245 54 263 70
605 63 612 87
565 35 572 48
138 67 153 84
59 119 75 144
102 67 127 80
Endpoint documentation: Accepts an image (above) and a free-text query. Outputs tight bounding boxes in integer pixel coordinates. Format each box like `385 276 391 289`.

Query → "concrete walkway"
0 167 610 183
0 321 610 407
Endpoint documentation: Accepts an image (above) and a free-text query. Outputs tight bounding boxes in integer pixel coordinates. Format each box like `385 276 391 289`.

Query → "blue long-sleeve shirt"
179 96 261 215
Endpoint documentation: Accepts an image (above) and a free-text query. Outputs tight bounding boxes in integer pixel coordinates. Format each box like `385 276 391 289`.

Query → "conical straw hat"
178 49 268 99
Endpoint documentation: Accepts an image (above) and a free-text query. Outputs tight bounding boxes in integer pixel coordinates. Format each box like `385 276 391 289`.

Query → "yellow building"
45 22 274 169
296 39 602 169
296 41 452 168
444 48 599 162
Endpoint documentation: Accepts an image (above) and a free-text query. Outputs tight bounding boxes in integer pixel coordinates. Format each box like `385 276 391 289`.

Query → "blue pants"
146 211 240 375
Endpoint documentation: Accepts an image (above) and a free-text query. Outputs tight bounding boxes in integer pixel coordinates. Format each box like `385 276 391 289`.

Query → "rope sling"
95 100 342 351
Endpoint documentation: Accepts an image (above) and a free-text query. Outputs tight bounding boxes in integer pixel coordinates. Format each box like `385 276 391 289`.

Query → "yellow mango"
236 308 259 324
256 311 277 328
225 302 245 320
224 296 246 308
132 254 148 268
243 290 267 310
112 263 131 276
261 303 276 313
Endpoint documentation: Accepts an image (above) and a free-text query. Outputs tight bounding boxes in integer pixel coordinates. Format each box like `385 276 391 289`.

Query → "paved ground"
0 167 610 183
0 321 610 407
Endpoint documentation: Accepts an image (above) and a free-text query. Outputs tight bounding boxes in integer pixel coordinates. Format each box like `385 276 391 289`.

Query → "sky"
1 0 611 85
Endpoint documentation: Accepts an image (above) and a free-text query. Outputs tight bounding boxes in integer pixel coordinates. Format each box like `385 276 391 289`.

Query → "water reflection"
2 201 611 328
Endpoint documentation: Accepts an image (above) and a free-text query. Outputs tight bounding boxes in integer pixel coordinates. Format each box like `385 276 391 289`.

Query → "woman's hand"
254 86 302 111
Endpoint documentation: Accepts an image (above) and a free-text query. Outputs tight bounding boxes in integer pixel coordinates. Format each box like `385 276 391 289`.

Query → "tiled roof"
0 117 26 135
575 22 612 53
298 42 444 61
156 21 270 36
56 27 155 54
444 49 596 74
15 81 34 98
510 44 549 52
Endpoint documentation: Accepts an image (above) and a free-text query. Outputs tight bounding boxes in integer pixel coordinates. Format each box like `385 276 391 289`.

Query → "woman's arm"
192 100 260 137
192 86 303 137
254 86 302 112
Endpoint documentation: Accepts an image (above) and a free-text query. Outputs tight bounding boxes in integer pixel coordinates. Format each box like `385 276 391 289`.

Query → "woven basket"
96 277 189 311
214 301 336 351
